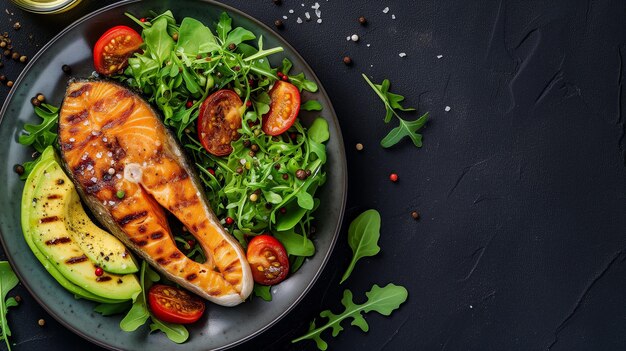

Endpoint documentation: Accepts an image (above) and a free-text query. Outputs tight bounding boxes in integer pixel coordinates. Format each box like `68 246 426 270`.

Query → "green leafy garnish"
0 262 19 351
100 261 188 344
340 210 381 284
362 74 429 148
292 284 409 350
300 100 323 111
18 103 60 180
253 284 272 301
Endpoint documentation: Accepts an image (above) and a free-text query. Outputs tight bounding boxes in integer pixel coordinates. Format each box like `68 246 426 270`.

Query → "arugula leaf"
143 17 175 64
18 103 59 153
253 284 272 301
300 100 323 111
0 262 18 351
292 284 409 350
362 74 429 148
380 112 429 148
150 319 189 344
217 12 232 43
225 27 256 46
120 262 150 332
274 229 315 256
340 210 381 284
307 118 330 143
176 17 217 55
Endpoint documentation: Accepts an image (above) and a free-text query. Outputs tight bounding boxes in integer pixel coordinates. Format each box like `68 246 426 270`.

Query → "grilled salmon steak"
58 80 253 306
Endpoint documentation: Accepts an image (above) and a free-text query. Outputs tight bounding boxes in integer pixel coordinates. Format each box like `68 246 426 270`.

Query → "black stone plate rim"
0 0 348 349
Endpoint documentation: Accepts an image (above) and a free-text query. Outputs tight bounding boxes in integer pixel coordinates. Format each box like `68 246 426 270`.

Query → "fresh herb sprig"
292 284 408 350
17 103 59 179
362 74 429 148
340 209 381 284
0 262 19 351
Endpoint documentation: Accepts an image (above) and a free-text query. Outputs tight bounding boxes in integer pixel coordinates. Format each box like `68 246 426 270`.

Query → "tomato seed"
95 267 104 276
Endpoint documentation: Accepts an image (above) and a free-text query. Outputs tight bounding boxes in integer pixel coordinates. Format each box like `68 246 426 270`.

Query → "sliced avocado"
21 148 125 303
25 151 140 301
65 186 138 274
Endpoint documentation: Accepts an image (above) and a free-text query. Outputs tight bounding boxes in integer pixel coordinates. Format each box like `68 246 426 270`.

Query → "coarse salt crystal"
297 17 303 24
311 2 320 9
317 18 322 23
392 14 396 19
90 177 97 183
289 9 294 13
96 152 102 158
107 152 113 157
399 52 407 57
445 106 451 112
69 138 75 142
305 12 310 20
315 9 321 18
87 164 93 171
103 137 108 142
437 55 443 59
283 15 288 19
240 159 246 165
108 168 115 175
367 43 371 47
383 7 389 13
351 34 359 42
83 120 89 126
301 3 304 6
116 174 122 179
108 201 116 206
346 36 351 41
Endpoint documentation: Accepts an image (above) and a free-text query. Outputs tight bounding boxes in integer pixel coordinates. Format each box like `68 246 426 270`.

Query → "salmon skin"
57 79 252 306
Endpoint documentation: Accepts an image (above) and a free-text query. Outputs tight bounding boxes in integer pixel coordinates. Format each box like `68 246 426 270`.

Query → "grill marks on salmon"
58 80 252 306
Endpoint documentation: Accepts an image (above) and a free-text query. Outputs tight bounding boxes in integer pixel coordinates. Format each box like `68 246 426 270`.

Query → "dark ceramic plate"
0 1 346 350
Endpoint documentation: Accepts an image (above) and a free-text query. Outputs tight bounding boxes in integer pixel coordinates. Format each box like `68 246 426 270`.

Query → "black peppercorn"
31 97 41 106
282 173 289 180
6 81 13 87
13 164 24 175
0 41 5 48
265 203 273 209
0 75 5 82
273 0 282 5
4 50 11 57
295 169 307 180
250 144 259 152
62 64 72 74
248 151 256 157
36 93 45 102
411 211 420 220
19 55 27 63
358 16 367 25
243 140 251 147
172 33 179 41
236 167 243 174
343 56 352 65
11 52 19 60
228 43 236 51
274 20 284 29
305 169 312 177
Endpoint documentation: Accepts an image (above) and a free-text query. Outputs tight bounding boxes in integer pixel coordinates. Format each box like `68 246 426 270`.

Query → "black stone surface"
1 0 626 350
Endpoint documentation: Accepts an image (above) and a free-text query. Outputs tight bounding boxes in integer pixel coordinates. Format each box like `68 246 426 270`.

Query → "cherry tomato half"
93 26 143 76
262 81 301 136
197 89 243 156
247 235 289 285
148 284 205 324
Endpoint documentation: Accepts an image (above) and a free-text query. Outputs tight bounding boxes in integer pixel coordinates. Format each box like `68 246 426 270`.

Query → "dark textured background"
1 0 626 350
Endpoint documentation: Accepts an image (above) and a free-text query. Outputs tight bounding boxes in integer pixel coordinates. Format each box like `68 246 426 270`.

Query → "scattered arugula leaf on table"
17 103 60 179
291 284 408 350
340 209 381 284
0 261 19 351
362 74 429 148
